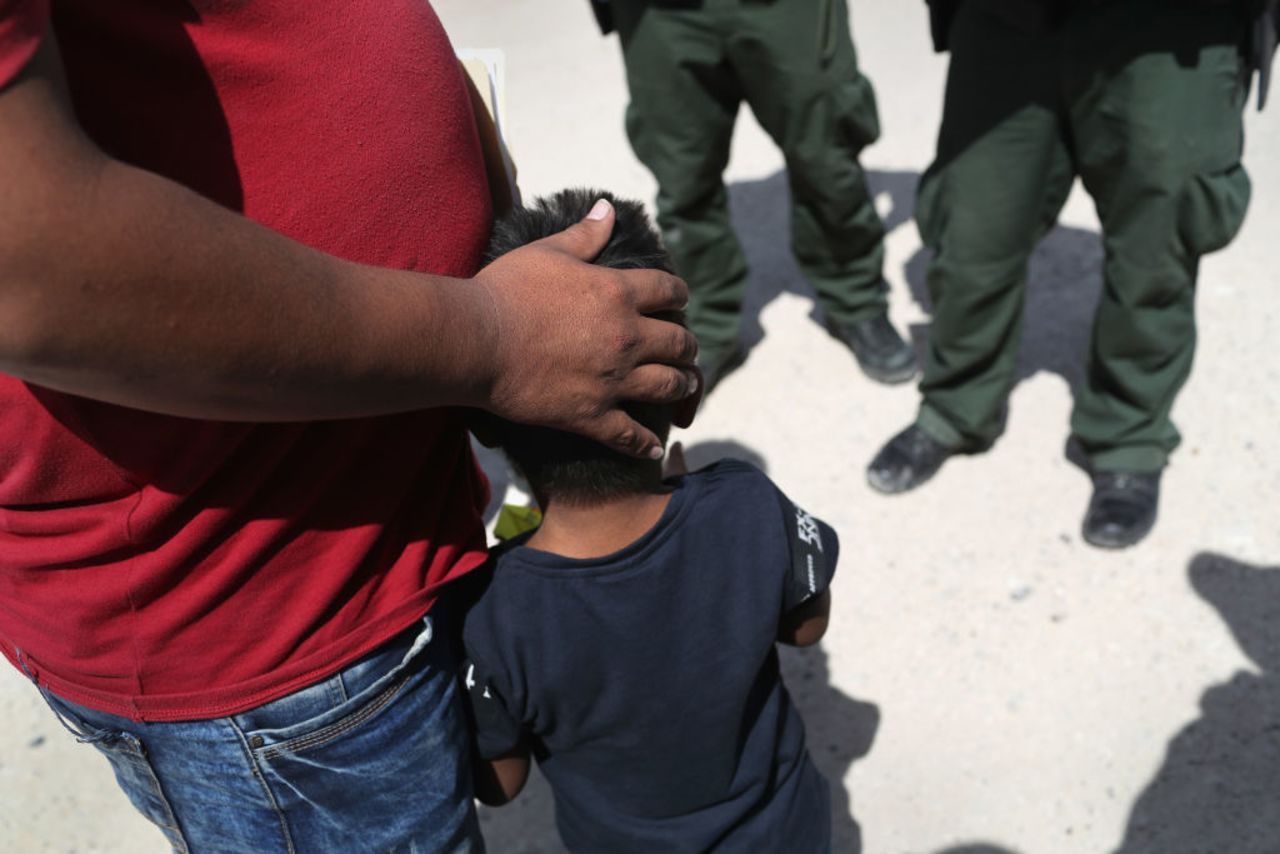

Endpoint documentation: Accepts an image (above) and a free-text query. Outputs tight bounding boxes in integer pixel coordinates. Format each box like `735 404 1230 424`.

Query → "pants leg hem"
1087 446 1168 474
916 405 970 450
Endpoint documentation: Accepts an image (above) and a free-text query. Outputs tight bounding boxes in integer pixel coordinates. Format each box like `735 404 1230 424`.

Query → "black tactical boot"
826 312 918 384
866 424 955 494
1082 470 1161 549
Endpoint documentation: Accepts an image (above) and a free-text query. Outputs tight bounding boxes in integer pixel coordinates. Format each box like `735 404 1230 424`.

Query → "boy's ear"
671 367 704 430
467 409 503 448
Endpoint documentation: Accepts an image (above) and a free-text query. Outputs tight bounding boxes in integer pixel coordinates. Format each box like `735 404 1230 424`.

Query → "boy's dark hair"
480 188 681 504
485 188 675 275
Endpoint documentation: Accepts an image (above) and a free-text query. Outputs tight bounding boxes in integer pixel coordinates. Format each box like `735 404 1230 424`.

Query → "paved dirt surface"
3 2 1278 852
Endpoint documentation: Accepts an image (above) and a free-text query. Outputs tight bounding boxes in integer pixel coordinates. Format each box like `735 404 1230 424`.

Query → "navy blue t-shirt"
460 459 839 852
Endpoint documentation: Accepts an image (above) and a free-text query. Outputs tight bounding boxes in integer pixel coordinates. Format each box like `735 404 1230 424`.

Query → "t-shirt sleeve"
459 653 526 760
772 482 840 615
0 0 49 91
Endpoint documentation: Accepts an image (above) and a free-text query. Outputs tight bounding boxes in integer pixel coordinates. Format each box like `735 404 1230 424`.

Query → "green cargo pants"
612 0 887 362
915 0 1251 472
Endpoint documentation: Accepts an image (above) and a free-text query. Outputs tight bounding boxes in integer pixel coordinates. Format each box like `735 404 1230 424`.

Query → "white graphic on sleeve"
806 554 817 594
465 663 494 699
796 507 823 552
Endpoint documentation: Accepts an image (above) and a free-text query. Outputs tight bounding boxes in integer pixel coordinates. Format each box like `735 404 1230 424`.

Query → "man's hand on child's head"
473 198 700 460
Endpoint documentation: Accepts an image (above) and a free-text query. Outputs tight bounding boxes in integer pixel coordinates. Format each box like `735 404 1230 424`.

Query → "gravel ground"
3 2 1278 852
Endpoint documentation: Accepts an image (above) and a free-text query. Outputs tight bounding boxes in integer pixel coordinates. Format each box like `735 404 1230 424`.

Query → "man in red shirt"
0 0 696 849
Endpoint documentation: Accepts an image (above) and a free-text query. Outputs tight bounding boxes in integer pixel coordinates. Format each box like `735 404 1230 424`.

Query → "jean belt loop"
16 647 113 745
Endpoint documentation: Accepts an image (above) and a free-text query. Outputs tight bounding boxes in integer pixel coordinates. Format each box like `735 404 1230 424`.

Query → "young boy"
462 189 839 852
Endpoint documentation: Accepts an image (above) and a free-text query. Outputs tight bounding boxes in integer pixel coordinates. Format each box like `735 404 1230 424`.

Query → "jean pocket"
232 628 479 852
253 666 413 761
235 619 433 759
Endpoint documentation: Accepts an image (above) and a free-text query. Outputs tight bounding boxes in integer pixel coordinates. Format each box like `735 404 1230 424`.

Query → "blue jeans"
32 617 483 853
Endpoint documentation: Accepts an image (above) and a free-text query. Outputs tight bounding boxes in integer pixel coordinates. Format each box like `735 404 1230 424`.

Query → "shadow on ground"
778 642 880 852
1114 553 1280 853
478 766 564 854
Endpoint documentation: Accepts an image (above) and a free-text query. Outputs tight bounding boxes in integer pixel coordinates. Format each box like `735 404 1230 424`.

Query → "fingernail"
648 445 664 460
586 199 611 221
687 372 699 394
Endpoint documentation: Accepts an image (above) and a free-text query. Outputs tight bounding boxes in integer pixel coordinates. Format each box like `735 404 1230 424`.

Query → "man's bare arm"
0 38 696 457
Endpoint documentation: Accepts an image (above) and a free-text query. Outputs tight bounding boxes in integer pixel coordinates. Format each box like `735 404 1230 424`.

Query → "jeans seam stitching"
225 717 297 854
259 672 408 761
112 734 192 853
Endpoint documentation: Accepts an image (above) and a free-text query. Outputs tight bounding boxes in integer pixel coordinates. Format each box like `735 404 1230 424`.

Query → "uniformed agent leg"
917 4 1076 450
726 0 887 325
868 4 1075 493
613 0 748 370
726 0 917 382
1068 1 1250 548
1067 0 1251 476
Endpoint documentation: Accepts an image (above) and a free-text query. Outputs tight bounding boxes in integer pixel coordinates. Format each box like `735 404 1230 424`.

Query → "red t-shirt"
0 0 493 721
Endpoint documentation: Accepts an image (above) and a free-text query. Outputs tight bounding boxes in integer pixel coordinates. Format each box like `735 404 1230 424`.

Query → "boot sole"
859 361 920 385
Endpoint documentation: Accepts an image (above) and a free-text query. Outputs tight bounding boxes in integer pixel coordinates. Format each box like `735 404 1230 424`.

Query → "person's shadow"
778 642 881 853
1114 553 1280 853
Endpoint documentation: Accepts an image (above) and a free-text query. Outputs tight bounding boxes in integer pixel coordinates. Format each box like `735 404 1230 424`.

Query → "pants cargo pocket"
833 74 882 151
818 0 881 151
1178 162 1251 257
